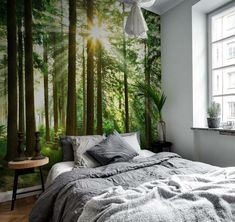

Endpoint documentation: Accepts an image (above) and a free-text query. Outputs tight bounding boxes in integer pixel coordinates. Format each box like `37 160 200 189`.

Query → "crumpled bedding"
78 169 235 222
29 152 219 222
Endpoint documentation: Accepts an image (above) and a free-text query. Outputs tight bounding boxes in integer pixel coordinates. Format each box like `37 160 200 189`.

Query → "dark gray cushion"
60 136 74 162
87 131 138 165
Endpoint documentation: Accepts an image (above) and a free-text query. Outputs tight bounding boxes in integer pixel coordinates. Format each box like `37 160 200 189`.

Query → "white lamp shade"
125 3 148 37
118 0 155 38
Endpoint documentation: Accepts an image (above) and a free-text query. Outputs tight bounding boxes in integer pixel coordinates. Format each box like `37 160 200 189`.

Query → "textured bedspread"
29 152 221 222
78 170 235 222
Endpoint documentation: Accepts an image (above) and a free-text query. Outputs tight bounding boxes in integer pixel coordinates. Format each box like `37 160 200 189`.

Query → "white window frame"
228 71 235 89
208 1 235 122
228 102 235 118
227 42 235 59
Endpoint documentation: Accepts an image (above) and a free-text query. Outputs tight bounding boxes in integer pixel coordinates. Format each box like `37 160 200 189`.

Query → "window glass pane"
212 43 223 68
212 96 222 119
223 67 235 94
210 4 235 123
223 95 235 121
223 10 235 38
222 37 235 66
212 69 222 96
212 17 222 42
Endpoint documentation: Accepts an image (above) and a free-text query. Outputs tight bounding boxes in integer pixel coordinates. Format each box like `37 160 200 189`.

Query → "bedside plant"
136 82 167 142
207 102 221 128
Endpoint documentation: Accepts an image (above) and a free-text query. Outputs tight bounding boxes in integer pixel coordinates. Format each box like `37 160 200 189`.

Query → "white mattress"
46 149 155 187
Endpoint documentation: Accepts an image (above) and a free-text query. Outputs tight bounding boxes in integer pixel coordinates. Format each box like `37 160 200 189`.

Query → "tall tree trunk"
66 0 77 136
96 41 103 134
86 0 94 135
82 38 86 135
18 17 24 133
53 33 58 135
58 91 62 127
43 39 50 142
60 82 66 129
118 73 122 110
4 55 7 125
59 0 66 130
123 3 129 133
24 0 36 155
60 79 66 130
144 40 151 148
5 0 18 161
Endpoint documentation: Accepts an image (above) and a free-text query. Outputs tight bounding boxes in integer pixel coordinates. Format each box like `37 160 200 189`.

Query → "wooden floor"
0 196 36 222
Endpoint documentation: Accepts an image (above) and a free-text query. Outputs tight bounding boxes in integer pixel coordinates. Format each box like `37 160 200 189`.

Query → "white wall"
161 0 194 160
192 6 207 128
161 0 235 167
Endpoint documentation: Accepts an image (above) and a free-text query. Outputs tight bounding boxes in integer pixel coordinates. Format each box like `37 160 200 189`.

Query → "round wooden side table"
8 157 49 211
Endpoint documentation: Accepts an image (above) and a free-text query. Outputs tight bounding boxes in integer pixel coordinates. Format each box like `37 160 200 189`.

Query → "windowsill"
191 127 235 135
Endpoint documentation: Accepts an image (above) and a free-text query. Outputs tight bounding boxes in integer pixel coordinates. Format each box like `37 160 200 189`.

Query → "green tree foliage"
0 0 161 161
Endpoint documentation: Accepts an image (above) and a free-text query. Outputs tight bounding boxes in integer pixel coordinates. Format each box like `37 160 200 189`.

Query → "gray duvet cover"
29 152 223 222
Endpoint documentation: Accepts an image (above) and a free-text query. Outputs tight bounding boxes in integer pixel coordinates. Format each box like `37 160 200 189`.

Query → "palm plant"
137 82 167 142
137 82 166 121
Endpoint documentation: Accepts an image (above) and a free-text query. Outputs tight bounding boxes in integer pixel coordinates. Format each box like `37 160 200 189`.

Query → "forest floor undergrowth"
0 140 61 192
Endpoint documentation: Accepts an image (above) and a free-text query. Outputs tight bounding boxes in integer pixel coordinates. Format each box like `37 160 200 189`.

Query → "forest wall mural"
0 0 160 191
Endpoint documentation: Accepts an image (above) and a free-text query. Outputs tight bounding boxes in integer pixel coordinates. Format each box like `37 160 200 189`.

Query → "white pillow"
121 132 141 154
133 149 155 160
71 135 105 168
46 161 74 187
139 149 155 157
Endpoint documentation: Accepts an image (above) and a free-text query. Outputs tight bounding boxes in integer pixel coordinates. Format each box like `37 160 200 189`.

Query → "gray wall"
161 0 235 167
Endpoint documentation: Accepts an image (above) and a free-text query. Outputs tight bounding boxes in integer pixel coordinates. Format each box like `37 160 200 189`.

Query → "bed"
45 149 155 187
29 133 235 222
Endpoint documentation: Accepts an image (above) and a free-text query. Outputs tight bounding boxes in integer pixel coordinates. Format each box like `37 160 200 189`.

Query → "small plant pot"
207 117 220 128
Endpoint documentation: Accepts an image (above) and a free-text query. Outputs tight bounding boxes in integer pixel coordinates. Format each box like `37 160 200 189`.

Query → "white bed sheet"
46 161 74 187
46 149 155 187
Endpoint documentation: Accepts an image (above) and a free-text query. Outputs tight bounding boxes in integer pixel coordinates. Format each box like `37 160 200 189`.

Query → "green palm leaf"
136 82 166 120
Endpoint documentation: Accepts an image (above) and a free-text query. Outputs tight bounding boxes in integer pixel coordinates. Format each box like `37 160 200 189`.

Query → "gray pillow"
59 135 105 163
87 131 138 165
71 135 105 168
60 136 75 161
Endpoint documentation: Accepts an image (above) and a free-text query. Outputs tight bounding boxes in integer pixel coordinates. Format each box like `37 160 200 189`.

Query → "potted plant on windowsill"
207 102 221 128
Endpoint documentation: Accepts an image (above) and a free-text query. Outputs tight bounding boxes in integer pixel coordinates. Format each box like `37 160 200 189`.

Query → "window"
228 42 235 59
228 102 235 118
209 3 235 122
228 72 235 89
226 13 235 31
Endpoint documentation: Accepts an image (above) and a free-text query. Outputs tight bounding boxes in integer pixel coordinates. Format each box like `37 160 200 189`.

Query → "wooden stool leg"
39 166 45 192
11 171 18 211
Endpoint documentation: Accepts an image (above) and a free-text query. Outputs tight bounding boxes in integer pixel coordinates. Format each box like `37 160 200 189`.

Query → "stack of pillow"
60 130 142 168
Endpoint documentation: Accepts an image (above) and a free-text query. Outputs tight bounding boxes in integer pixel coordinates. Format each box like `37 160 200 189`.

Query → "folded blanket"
78 169 235 222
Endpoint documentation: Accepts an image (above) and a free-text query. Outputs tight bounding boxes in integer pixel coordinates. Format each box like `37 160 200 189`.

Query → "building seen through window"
210 4 235 122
